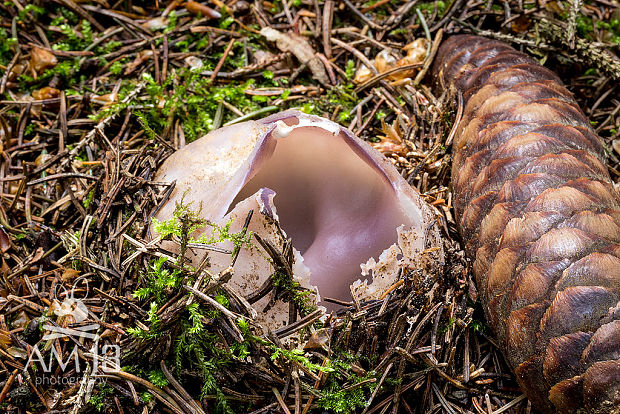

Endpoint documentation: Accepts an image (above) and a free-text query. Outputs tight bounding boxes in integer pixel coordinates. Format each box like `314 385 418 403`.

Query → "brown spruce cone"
433 35 620 413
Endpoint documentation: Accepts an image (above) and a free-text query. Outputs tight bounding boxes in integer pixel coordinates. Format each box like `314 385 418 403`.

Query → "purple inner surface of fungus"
229 121 413 302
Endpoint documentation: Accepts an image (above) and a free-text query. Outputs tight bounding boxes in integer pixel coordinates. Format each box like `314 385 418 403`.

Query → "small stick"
341 0 382 29
58 0 105 31
414 28 443 86
231 209 254 267
162 35 169 82
183 285 244 339
160 360 206 414
0 369 18 403
273 387 292 414
354 63 423 93
99 369 185 414
331 38 378 74
322 0 334 58
210 38 236 82
0 51 20 95
223 106 279 126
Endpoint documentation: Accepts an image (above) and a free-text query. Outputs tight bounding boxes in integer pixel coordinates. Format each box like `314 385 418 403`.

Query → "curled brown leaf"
29 46 58 78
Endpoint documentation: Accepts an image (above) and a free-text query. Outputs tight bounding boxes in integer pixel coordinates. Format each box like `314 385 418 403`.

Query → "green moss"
87 383 115 412
166 10 178 33
318 372 376 413
18 58 82 91
132 257 182 302
109 60 124 75
345 60 356 80
219 16 235 29
82 188 95 208
576 14 594 37
52 20 93 51
131 198 330 412
17 4 44 21
140 391 153 403
100 40 123 54
131 198 250 339
128 199 261 412
597 18 620 42
0 28 17 66
597 18 619 32
389 28 409 36
417 0 448 16
103 67 268 142
173 318 236 414
269 345 335 373
269 271 314 315
59 6 79 24
148 369 170 387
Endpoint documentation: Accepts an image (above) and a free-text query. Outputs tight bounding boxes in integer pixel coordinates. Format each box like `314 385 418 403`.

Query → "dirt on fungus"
0 1 618 413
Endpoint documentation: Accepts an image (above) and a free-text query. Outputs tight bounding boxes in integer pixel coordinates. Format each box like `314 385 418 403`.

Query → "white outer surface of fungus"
153 111 442 330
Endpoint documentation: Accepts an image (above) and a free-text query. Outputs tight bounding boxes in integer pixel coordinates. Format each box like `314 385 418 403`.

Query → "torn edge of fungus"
353 225 443 302
184 188 319 333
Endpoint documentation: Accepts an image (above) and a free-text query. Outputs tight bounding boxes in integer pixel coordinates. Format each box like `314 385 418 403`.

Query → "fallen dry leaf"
260 27 330 86
185 56 204 70
11 310 29 329
543 0 565 14
303 328 330 349
375 49 398 73
7 346 27 359
372 119 410 156
7 62 26 82
1 257 9 278
354 64 373 84
32 86 60 100
126 50 153 75
401 38 427 65
30 46 58 77
252 49 288 71
12 92 42 117
61 267 81 283
0 227 10 253
354 38 428 84
510 15 532 33
32 247 45 263
34 152 52 168
0 329 11 350
91 92 118 106
142 16 168 31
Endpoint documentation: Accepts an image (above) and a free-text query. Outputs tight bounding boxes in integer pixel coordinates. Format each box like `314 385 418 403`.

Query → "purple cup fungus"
153 110 442 328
